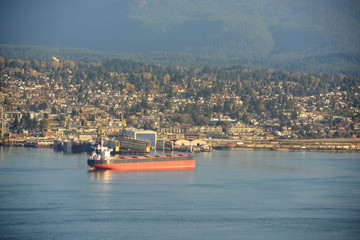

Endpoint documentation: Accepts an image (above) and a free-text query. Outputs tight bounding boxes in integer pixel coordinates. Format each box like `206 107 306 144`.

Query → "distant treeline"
0 44 359 76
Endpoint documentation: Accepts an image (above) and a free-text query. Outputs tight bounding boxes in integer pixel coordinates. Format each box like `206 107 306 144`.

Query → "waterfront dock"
209 138 360 153
1 135 360 153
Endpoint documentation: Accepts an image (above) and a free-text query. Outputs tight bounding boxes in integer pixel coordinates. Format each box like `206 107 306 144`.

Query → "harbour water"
0 147 359 240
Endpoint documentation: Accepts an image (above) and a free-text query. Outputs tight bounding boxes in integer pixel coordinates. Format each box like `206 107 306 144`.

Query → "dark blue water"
0 147 359 240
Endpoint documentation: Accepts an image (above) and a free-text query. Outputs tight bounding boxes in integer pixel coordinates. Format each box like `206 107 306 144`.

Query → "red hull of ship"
91 159 195 171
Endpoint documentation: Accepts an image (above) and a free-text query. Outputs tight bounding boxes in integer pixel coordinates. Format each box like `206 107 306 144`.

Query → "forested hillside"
0 0 359 75
129 0 360 57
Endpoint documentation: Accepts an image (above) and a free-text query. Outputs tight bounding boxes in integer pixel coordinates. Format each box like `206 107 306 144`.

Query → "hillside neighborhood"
1 57 360 151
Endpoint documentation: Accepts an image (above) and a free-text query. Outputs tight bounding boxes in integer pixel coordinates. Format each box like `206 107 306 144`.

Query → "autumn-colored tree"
63 60 76 69
193 68 202 75
143 72 152 80
310 75 316 84
51 60 60 69
39 118 50 132
164 74 170 82
29 69 38 77
0 57 5 68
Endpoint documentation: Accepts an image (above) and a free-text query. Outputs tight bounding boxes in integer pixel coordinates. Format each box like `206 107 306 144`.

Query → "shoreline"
2 138 360 154
208 138 360 153
213 146 360 153
1 145 359 154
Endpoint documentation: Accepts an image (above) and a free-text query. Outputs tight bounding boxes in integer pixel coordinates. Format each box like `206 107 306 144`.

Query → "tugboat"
88 140 195 171
201 144 212 152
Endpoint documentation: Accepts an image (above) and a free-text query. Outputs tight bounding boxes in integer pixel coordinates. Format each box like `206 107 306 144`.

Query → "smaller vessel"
201 144 212 152
88 140 195 171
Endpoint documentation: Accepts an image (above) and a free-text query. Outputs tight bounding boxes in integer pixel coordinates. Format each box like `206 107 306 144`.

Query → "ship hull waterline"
88 155 195 171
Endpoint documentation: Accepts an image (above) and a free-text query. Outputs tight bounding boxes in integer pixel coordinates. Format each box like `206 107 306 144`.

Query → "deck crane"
79 112 91 127
121 114 127 137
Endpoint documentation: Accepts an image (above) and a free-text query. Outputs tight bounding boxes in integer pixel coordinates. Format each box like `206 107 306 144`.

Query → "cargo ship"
88 142 195 171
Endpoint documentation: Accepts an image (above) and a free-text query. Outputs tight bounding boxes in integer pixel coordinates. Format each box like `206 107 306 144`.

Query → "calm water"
0 147 359 240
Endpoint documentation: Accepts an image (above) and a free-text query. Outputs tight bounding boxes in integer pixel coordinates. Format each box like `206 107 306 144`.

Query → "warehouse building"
124 129 157 148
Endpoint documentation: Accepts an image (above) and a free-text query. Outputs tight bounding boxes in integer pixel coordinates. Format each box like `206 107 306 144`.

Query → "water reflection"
89 170 113 181
206 150 314 175
88 168 196 182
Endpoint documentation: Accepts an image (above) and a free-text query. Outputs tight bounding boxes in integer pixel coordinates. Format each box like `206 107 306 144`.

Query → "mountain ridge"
0 0 359 75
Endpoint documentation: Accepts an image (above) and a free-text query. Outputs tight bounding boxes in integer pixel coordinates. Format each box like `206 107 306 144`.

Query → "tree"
291 109 298 120
0 78 9 90
164 99 173 109
173 113 193 124
71 108 78 117
11 115 20 131
39 118 50 132
3 96 10 105
38 101 48 110
58 114 66 122
307 99 313 107
51 106 57 114
164 74 171 83
221 121 231 133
